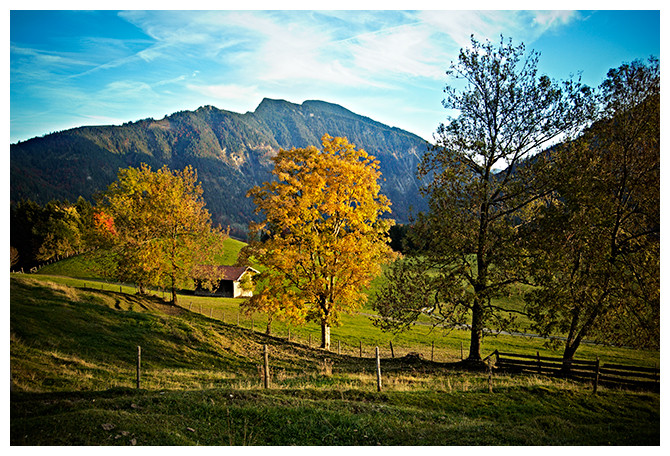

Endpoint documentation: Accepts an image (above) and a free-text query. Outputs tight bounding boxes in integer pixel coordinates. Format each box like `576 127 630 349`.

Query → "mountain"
10 98 429 237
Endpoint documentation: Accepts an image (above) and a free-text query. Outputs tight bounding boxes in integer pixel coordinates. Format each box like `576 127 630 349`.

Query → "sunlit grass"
20 271 660 371
38 249 643 366
26 247 659 374
10 274 660 445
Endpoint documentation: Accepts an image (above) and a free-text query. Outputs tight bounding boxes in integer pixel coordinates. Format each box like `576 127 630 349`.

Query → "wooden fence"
491 350 660 392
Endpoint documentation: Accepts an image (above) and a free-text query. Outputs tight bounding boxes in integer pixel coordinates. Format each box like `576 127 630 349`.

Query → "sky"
8 4 662 144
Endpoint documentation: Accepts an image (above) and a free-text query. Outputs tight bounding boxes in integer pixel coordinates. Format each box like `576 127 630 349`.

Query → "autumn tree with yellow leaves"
95 164 227 304
245 135 394 349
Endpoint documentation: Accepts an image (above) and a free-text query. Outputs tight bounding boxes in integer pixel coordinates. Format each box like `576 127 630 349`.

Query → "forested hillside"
11 99 429 237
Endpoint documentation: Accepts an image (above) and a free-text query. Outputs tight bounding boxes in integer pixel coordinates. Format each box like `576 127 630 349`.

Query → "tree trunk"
561 296 604 373
170 272 178 305
266 316 273 335
468 298 484 361
321 321 331 350
561 340 580 375
470 194 489 363
561 310 581 374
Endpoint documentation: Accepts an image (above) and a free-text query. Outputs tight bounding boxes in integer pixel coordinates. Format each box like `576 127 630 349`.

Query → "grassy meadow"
10 238 661 445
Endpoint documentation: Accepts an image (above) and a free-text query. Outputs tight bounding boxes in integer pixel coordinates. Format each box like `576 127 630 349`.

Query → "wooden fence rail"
492 350 659 392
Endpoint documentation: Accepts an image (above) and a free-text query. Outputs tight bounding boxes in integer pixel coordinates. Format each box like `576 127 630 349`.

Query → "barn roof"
192 265 258 281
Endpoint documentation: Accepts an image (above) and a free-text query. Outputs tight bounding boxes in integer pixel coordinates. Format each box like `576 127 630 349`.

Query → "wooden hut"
192 265 258 298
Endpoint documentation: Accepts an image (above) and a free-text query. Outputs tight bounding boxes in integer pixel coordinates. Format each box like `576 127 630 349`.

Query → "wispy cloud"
417 10 581 50
188 83 261 105
531 11 581 32
346 23 444 80
11 45 92 67
109 10 583 93
10 10 588 142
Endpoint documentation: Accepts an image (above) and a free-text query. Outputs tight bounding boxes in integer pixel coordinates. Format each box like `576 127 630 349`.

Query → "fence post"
536 351 542 375
390 341 395 358
263 344 270 389
431 341 435 362
338 340 341 355
360 340 363 358
251 317 254 332
189 302 192 311
376 346 382 392
460 341 463 360
488 358 493 393
288 327 291 342
237 311 240 327
309 334 312 348
136 346 141 389
593 356 600 394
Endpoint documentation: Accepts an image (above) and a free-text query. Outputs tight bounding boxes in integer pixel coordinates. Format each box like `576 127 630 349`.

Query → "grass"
214 237 248 266
29 269 660 369
36 237 247 278
39 246 661 366
9 274 661 445
34 250 109 280
11 386 660 445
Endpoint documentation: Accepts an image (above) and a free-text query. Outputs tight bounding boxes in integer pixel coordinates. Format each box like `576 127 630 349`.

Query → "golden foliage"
245 135 395 341
96 164 227 299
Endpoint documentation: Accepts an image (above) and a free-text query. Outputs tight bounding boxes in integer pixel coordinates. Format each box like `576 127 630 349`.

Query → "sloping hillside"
9 275 660 445
9 275 342 392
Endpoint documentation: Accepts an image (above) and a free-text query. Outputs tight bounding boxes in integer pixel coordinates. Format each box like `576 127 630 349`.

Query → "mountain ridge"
11 98 429 237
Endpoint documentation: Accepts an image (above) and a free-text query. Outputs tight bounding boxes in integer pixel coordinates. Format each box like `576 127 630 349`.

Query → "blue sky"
9 6 662 144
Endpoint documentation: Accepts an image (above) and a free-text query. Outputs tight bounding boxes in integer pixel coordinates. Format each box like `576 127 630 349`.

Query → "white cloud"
99 80 157 103
154 74 188 87
10 45 95 80
347 23 445 80
117 11 413 89
417 10 581 50
532 10 580 31
10 9 588 143
112 10 582 93
213 12 392 89
188 83 261 105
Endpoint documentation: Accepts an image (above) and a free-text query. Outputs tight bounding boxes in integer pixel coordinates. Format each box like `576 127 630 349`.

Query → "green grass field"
10 273 661 445
11 385 659 445
11 243 660 445
33 242 661 369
